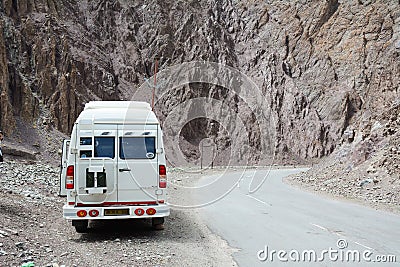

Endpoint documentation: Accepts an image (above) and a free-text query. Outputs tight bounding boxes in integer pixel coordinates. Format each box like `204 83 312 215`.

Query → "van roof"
77 101 159 124
84 101 151 110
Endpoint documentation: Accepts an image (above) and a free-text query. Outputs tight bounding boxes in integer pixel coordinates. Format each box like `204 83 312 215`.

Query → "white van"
60 101 169 232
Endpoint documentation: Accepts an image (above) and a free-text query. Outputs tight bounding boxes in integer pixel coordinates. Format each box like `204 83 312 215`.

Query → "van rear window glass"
94 137 115 158
80 137 92 145
119 137 156 159
80 150 92 158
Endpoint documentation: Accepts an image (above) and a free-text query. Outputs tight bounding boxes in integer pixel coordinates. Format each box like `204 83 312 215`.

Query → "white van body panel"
61 101 169 224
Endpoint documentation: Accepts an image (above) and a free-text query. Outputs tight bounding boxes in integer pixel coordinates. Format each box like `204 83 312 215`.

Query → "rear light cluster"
134 208 145 216
66 165 74 189
76 208 157 217
77 209 98 217
159 165 167 188
89 210 99 217
146 208 156 215
77 210 87 217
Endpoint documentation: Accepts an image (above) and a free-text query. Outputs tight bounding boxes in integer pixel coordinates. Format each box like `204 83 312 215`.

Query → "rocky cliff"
0 0 399 169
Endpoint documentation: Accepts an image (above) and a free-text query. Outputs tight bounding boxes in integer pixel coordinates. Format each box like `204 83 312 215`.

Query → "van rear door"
117 124 159 203
75 125 118 204
59 139 70 197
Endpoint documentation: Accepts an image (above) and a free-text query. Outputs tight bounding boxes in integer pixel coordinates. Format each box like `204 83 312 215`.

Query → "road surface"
193 168 400 266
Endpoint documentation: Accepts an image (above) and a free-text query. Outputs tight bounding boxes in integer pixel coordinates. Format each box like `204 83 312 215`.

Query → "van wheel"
72 220 88 233
152 217 165 230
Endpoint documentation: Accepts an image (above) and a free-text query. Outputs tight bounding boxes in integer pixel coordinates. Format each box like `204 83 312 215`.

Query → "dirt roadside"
284 158 400 216
0 161 237 267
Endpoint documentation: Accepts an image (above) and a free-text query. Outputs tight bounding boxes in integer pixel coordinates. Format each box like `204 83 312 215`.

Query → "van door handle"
119 168 131 172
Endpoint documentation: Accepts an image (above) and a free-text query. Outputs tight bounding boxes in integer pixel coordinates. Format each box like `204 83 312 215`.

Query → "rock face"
233 0 399 162
0 0 399 167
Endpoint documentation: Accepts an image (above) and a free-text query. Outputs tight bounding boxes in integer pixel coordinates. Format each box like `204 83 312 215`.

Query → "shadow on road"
74 219 158 242
71 210 198 243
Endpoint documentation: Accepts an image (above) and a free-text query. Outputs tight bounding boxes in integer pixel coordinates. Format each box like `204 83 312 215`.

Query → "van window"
94 137 115 158
80 137 92 145
119 137 156 159
80 150 92 158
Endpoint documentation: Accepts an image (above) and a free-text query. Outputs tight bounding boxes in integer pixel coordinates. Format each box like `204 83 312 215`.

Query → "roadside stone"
15 242 25 249
358 178 373 187
366 166 376 173
0 230 9 237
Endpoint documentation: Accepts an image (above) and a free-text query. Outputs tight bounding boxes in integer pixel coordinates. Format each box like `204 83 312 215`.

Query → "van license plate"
104 209 129 216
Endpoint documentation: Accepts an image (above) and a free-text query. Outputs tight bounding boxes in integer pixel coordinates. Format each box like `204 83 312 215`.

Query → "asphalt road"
194 168 400 267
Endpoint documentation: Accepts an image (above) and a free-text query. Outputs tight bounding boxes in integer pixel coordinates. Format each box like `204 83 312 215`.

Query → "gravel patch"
286 155 400 214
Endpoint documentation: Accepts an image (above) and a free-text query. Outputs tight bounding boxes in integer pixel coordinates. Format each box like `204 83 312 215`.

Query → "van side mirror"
156 148 163 154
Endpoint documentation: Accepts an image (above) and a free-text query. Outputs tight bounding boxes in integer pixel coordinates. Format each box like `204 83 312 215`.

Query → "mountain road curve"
193 168 400 267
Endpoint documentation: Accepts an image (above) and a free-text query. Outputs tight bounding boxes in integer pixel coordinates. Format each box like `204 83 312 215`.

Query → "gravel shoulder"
0 161 237 267
284 159 400 215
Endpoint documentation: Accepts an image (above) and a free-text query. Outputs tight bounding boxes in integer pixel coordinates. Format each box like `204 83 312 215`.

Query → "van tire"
72 220 88 233
152 217 165 230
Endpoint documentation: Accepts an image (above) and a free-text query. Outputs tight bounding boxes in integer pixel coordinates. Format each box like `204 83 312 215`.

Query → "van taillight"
66 165 74 189
159 165 167 188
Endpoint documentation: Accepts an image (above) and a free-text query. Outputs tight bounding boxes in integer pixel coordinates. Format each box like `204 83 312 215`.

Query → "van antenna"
152 56 159 111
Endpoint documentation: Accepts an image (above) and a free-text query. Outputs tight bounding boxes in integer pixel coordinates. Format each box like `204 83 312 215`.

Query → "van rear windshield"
119 137 155 159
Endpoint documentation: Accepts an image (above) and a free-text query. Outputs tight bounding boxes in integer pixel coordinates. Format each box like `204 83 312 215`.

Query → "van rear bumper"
63 203 170 220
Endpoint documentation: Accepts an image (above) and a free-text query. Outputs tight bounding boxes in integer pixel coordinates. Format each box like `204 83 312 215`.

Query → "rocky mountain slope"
0 0 399 173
